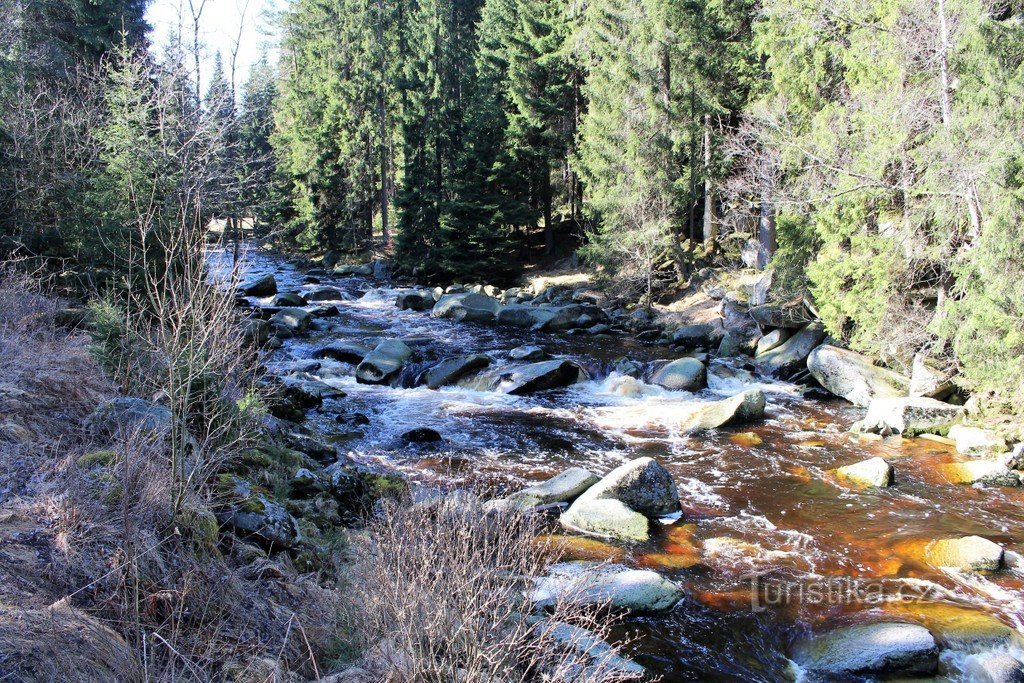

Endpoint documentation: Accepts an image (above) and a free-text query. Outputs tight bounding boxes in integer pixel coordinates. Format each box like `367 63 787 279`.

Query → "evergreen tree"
393 0 483 275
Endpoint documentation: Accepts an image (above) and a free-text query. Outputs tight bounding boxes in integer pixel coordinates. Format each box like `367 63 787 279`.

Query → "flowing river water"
226 249 1024 681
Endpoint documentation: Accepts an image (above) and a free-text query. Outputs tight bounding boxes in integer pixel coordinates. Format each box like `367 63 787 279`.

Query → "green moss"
77 450 118 468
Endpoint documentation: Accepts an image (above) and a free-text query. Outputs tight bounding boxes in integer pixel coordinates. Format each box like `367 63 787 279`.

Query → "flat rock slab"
511 467 599 507
854 397 965 436
561 498 650 541
424 354 490 389
807 344 909 407
791 622 939 678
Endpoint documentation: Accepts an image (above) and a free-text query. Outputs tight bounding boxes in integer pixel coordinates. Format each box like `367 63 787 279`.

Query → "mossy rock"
176 505 221 554
77 450 118 468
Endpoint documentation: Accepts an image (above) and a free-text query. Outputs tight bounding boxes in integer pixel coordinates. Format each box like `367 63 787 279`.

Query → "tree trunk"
543 168 553 256
702 113 716 248
757 168 776 270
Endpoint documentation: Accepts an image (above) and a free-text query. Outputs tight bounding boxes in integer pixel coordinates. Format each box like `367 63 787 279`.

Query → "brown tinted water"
226 250 1024 681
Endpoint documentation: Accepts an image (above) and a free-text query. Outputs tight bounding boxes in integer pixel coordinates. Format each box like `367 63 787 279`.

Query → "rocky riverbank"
219 247 1024 681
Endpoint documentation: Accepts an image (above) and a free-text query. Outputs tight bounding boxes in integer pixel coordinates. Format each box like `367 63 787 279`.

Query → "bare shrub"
345 500 643 682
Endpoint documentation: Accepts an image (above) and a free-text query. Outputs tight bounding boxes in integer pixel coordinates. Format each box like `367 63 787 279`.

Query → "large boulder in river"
270 307 312 335
924 535 1004 571
355 340 413 384
395 289 435 311
496 304 557 329
314 342 371 364
462 359 585 395
431 292 501 322
561 457 679 541
834 456 894 488
672 322 725 350
531 562 684 613
807 345 910 407
574 457 679 517
239 273 277 296
273 291 307 307
543 304 609 332
650 357 706 392
423 354 490 389
680 389 766 432
853 397 964 436
790 622 939 678
509 344 547 361
756 322 825 378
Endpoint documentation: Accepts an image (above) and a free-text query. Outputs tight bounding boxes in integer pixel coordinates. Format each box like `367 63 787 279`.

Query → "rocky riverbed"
223 247 1024 682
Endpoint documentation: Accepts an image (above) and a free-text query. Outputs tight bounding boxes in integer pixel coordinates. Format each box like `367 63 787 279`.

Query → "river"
226 248 1024 681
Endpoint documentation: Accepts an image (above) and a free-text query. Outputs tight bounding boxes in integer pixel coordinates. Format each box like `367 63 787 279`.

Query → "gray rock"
509 345 547 361
573 456 679 517
424 354 491 389
949 424 1008 455
853 397 964 436
680 389 766 432
756 323 826 378
355 340 413 384
304 286 346 302
460 359 585 395
334 263 374 277
791 622 939 678
910 353 957 400
270 307 312 335
561 457 679 540
217 477 301 548
755 328 791 356
273 291 307 307
531 563 683 613
650 357 707 392
924 535 1004 571
496 304 557 329
544 304 609 332
942 460 1020 486
314 342 372 364
560 498 650 541
540 621 646 678
717 331 759 357
834 457 894 488
749 299 816 329
431 292 502 322
239 273 277 296
395 289 435 311
87 397 172 437
240 318 269 346
807 345 910 407
671 322 726 351
509 467 599 508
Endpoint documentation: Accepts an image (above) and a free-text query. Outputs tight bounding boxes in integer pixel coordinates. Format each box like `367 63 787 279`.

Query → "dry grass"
344 499 643 683
0 268 346 681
